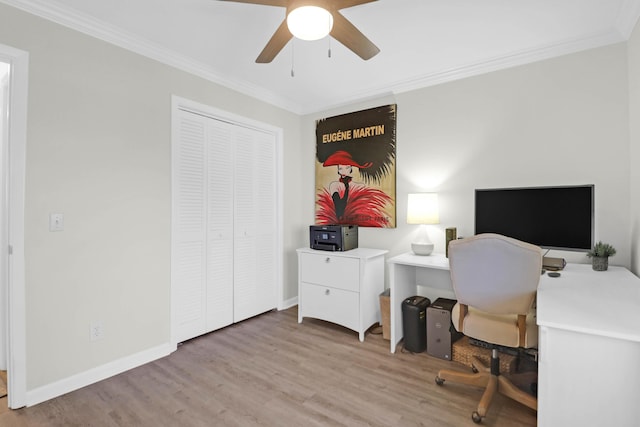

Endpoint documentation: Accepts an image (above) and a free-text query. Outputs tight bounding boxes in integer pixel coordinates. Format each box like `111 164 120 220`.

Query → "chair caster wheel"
435 376 445 386
472 411 483 424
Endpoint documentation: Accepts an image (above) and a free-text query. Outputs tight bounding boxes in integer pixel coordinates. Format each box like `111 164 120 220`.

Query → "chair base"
435 355 537 423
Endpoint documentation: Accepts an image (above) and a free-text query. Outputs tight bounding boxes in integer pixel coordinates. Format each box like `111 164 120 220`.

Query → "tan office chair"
435 233 541 424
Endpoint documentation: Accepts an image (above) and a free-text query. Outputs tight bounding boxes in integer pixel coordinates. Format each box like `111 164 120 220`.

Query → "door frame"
170 95 284 347
0 43 28 408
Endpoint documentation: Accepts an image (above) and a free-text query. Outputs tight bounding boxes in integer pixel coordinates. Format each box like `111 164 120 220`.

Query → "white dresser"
296 247 388 341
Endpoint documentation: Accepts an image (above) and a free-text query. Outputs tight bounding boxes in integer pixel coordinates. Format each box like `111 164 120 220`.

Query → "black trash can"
401 296 431 353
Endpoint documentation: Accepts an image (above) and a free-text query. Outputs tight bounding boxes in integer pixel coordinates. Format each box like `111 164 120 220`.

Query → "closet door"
206 120 234 331
233 127 277 322
172 110 207 343
172 113 236 342
173 105 278 343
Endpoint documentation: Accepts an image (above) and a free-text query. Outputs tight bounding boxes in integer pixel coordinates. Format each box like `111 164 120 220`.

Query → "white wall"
304 43 631 270
0 0 636 403
629 18 640 276
0 3 301 392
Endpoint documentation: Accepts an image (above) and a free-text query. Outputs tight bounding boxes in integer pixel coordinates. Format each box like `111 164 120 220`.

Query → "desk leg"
389 263 418 353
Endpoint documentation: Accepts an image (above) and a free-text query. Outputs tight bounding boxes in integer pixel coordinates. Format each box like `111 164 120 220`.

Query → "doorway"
0 43 28 409
1 61 8 407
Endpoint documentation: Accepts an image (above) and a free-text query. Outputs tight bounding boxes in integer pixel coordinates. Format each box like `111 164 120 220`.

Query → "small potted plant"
587 241 616 271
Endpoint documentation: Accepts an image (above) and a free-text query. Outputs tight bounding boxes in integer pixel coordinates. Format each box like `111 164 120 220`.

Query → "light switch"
49 213 64 232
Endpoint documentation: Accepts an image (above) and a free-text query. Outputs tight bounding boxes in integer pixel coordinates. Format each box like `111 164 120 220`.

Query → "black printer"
309 225 358 251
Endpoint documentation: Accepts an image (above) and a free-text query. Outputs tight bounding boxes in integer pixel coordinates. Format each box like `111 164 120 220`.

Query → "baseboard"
281 296 298 310
25 342 176 407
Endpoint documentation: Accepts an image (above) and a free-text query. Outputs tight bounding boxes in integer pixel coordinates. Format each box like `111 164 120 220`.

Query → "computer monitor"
474 185 594 251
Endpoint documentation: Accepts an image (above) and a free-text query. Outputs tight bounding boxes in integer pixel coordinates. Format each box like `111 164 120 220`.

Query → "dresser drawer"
300 282 359 331
299 253 359 292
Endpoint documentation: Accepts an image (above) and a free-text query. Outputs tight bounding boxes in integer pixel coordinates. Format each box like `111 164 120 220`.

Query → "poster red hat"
322 150 373 169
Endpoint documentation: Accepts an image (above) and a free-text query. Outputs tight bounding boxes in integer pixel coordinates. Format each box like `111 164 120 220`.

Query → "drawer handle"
324 289 330 296
325 257 331 263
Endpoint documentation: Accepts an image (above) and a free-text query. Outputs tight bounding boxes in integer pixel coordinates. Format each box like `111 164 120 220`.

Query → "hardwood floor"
0 307 536 426
0 370 7 416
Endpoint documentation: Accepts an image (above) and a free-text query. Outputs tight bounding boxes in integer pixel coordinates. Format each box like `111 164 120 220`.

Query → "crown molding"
615 0 640 39
0 0 302 113
298 28 626 115
2 0 639 116
387 29 626 99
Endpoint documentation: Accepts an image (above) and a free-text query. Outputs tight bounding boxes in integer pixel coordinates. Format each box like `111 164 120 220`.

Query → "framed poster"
315 104 396 228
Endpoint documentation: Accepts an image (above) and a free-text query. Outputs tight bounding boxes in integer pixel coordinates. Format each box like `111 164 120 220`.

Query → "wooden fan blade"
333 0 377 10
218 0 287 6
256 19 293 63
330 11 379 60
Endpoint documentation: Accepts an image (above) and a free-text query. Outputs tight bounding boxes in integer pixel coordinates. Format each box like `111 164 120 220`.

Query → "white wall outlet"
90 320 103 341
49 213 64 232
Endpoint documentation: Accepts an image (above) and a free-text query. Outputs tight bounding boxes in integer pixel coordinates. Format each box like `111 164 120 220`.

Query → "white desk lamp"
407 193 440 256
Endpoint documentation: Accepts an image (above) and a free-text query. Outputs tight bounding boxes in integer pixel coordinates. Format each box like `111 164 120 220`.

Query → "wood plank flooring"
0 370 7 398
0 307 536 426
0 370 7 416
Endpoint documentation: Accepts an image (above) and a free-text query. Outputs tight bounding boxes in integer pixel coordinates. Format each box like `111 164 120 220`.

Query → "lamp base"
411 242 434 256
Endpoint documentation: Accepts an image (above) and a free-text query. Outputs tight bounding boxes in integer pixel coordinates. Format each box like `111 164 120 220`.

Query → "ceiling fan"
220 0 380 63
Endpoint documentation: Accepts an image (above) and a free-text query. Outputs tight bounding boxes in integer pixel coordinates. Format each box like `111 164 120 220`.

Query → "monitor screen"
474 185 594 251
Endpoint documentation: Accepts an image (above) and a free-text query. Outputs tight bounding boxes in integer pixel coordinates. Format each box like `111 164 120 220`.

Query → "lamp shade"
407 193 440 225
287 6 334 41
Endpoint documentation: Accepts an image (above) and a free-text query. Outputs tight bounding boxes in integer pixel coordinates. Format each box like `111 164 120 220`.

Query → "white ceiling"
4 0 640 114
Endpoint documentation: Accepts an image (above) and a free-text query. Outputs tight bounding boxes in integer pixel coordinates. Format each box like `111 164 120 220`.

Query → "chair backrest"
448 233 542 316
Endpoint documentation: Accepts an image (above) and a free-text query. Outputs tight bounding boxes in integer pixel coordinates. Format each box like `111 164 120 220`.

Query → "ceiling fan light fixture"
287 6 334 41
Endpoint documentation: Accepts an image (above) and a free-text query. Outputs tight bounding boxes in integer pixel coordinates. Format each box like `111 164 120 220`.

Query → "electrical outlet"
90 320 103 341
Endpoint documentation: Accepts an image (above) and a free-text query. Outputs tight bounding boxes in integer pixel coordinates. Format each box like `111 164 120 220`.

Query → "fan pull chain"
328 37 332 58
291 39 295 77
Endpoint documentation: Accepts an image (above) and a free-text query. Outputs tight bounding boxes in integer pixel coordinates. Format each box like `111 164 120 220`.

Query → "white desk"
387 252 454 353
536 264 640 427
388 253 640 425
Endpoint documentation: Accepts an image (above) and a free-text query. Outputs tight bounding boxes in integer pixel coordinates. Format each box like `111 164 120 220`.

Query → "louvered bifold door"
173 107 278 342
205 119 234 331
172 110 207 343
233 127 277 322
